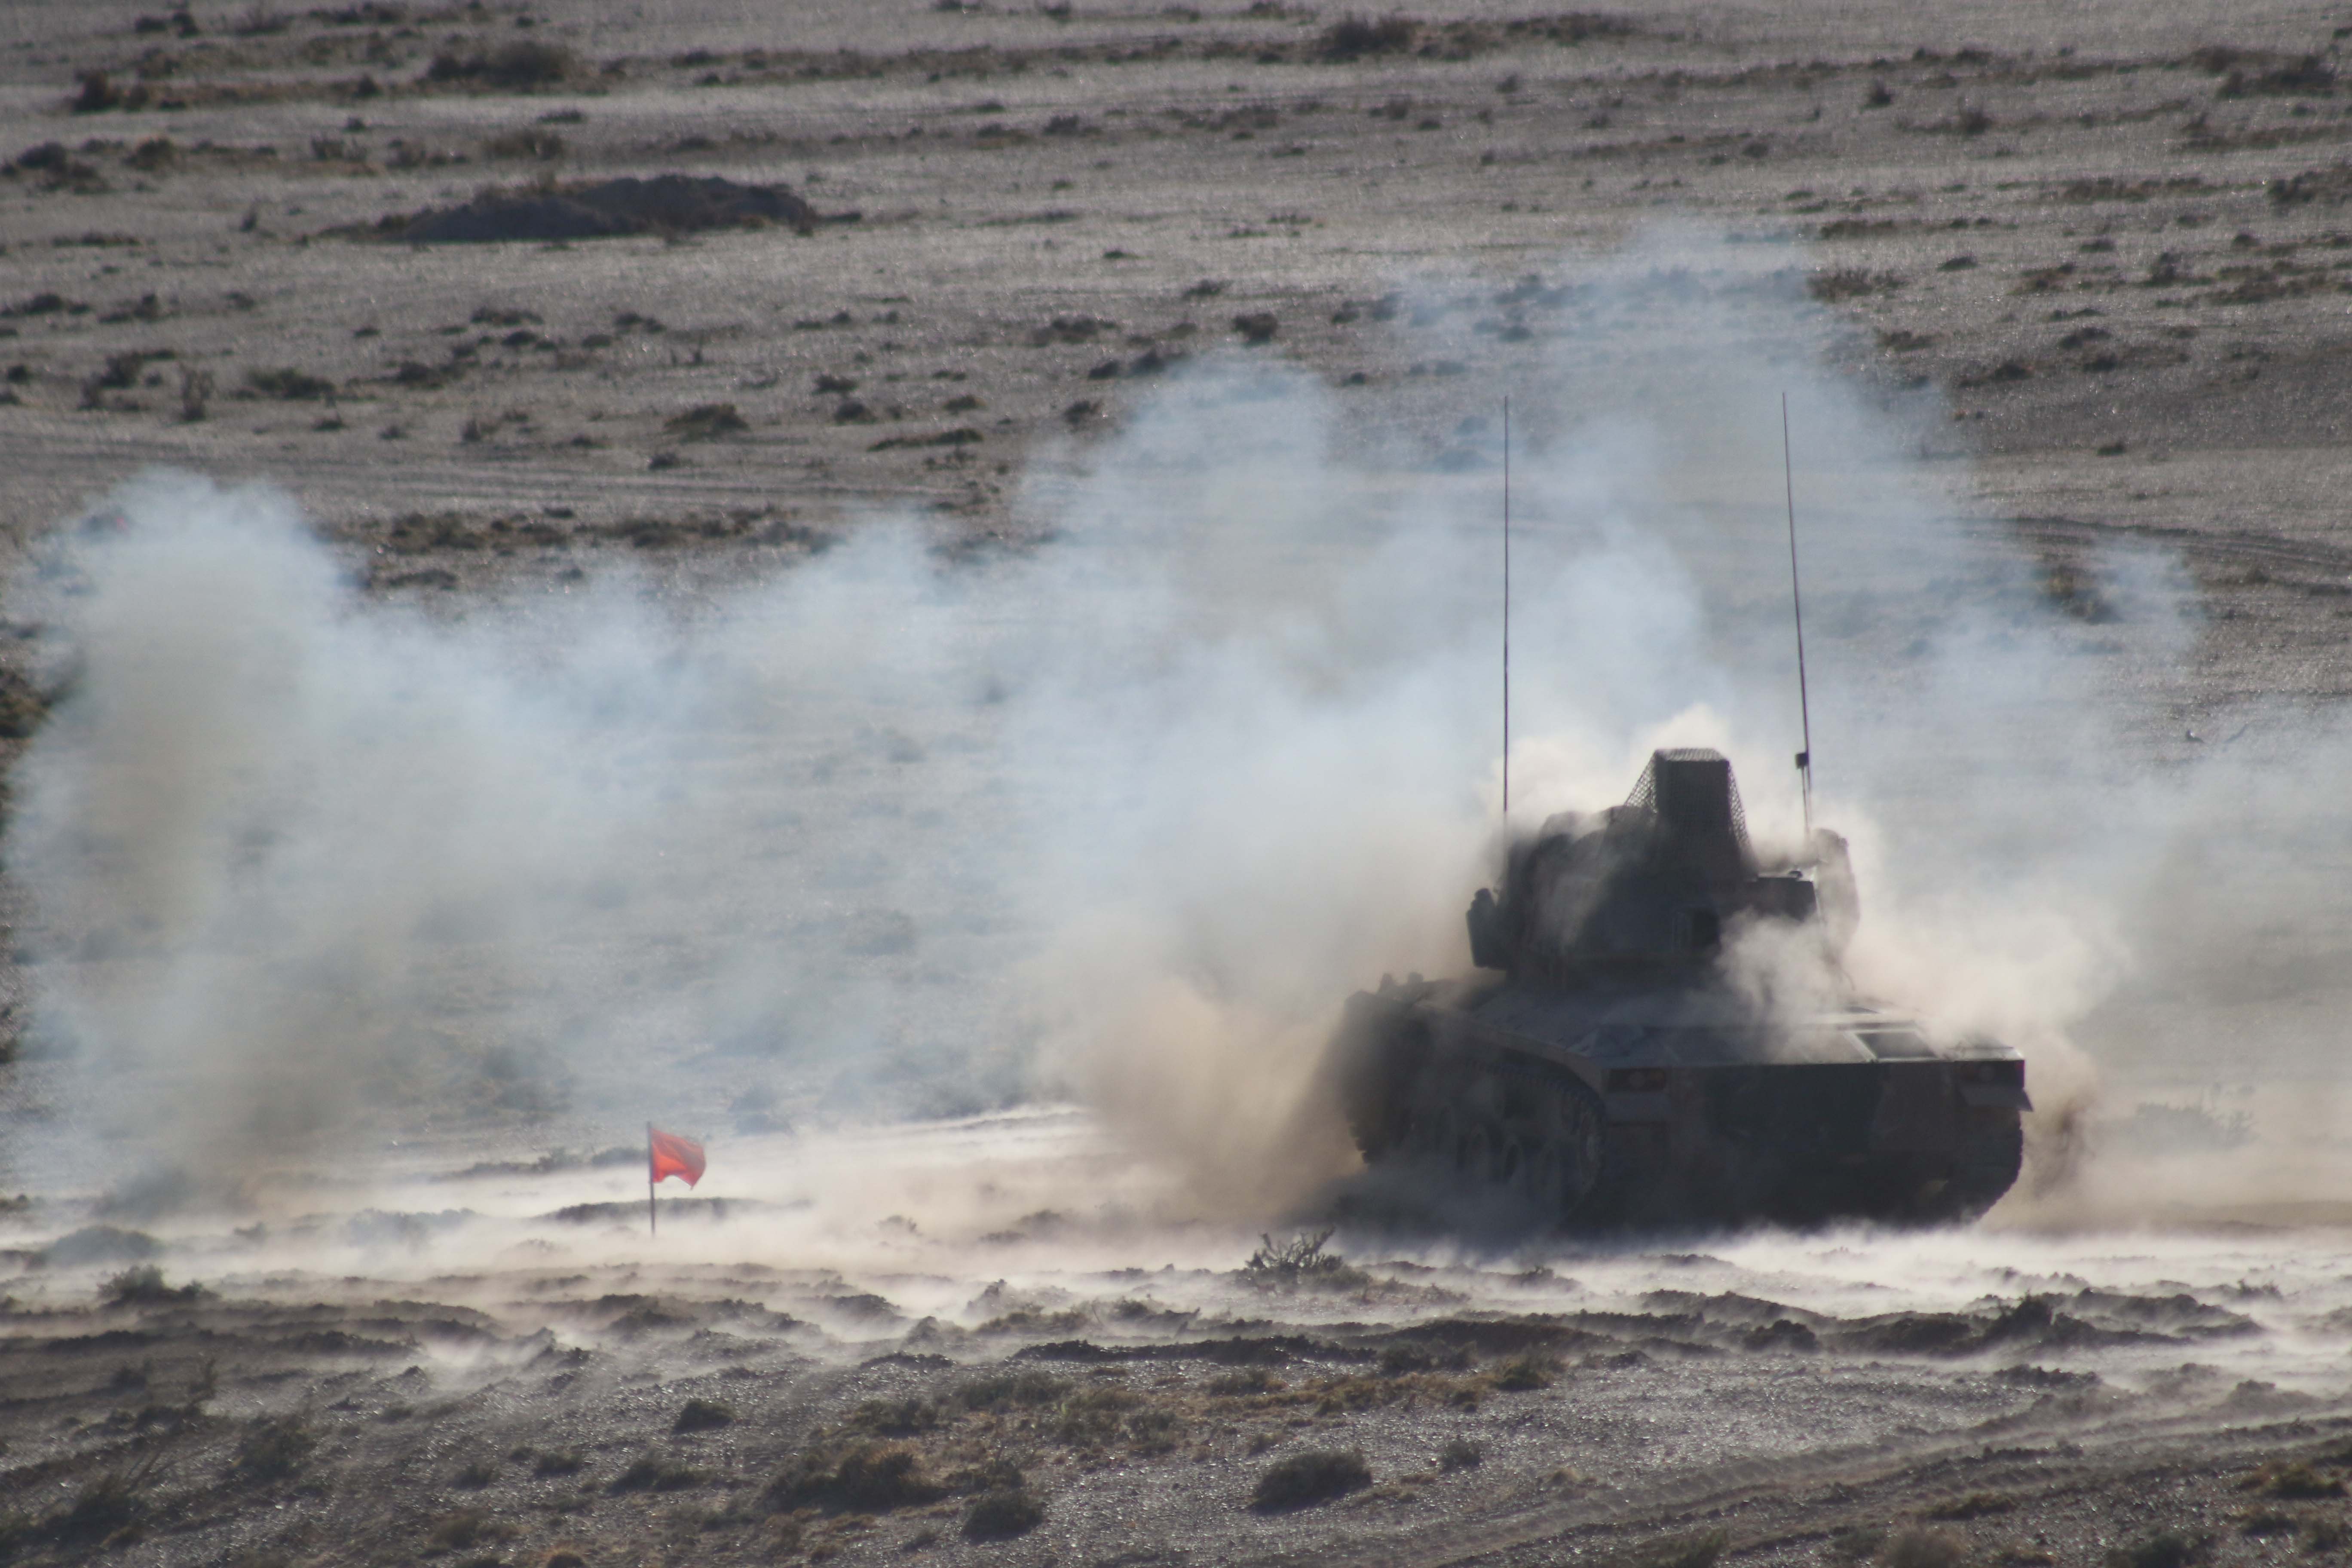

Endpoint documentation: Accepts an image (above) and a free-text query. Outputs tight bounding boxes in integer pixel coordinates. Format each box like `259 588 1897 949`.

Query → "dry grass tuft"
1251 1449 1371 1511
2105 1532 2212 1568
1926 1492 2015 1521
1318 15 1418 60
2254 1462 2345 1499
963 1488 1046 1541
426 1510 518 1550
768 1443 943 1514
100 1265 201 1305
665 403 748 441
1491 1350 1560 1391
1884 1527 1966 1568
673 1398 735 1433
235 1415 315 1484
482 129 567 161
1624 1529 1729 1568
246 368 337 401
607 1457 704 1493
1809 268 1905 303
427 40 578 90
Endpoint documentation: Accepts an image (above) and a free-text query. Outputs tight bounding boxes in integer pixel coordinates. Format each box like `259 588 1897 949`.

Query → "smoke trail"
9 232 2345 1228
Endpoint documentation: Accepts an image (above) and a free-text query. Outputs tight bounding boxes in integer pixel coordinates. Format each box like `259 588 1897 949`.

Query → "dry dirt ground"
9 0 2352 1566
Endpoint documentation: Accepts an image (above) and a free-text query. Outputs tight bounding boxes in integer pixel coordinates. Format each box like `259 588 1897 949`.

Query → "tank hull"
1332 975 2027 1228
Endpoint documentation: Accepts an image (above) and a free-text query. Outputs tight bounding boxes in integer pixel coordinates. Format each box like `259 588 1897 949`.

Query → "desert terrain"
8 1 2352 1566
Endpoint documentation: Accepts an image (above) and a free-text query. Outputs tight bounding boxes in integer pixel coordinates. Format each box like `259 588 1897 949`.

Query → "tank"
1329 748 2028 1228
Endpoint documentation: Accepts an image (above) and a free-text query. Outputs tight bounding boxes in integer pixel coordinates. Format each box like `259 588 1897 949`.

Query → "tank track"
1392 1049 1611 1223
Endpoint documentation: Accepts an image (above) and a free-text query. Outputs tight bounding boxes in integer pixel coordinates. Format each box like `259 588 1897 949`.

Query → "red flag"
649 1127 706 1188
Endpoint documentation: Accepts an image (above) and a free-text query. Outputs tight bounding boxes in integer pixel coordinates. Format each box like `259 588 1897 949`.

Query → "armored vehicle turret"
1330 748 2027 1227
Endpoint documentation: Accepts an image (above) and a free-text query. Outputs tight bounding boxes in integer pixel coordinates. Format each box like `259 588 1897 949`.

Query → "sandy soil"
9 1 2352 1566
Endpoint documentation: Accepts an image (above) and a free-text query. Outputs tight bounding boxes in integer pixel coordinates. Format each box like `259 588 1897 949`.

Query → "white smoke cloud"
9 232 2345 1229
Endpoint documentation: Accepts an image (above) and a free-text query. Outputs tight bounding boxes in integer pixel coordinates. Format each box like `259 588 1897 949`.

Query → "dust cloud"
9 234 2352 1230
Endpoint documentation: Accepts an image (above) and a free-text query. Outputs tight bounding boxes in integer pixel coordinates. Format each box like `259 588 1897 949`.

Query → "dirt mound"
398 175 818 244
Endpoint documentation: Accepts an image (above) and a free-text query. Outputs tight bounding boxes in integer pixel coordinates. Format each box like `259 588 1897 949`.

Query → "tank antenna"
1501 395 1512 824
1781 392 1814 840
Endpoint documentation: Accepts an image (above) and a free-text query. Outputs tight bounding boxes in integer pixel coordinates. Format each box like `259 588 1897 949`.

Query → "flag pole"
647 1121 656 1238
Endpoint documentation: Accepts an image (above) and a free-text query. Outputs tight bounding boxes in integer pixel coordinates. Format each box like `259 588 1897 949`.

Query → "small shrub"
607 1457 703 1493
534 1450 584 1477
1885 1527 1966 1568
72 72 122 114
2240 1509 2296 1537
2106 1531 2212 1568
673 1399 735 1433
2303 1517 2349 1553
664 403 747 441
481 129 565 160
1318 15 1416 60
425 1510 516 1550
1231 311 1279 345
1827 1527 1886 1562
101 1264 199 1305
848 1397 936 1436
1926 1492 2015 1521
1055 1384 1141 1445
767 1444 940 1514
1627 1531 1729 1568
1809 268 1904 303
235 1415 315 1483
1491 1351 1559 1391
246 368 336 401
1438 1438 1482 1472
178 367 213 422
1242 1228 1348 1286
963 1489 1045 1541
427 40 576 89
943 1457 1024 1496
1251 1449 1370 1511
450 1458 498 1488
1126 1406 1185 1453
1207 1368 1283 1396
50 1457 159 1542
955 1370 1069 1411
2262 1463 2345 1499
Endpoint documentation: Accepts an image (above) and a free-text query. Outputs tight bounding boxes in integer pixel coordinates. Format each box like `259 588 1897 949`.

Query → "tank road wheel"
1492 1071 1607 1224
1454 1064 1610 1224
1543 1076 1608 1222
1518 1141 1562 1210
1457 1120 1494 1181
